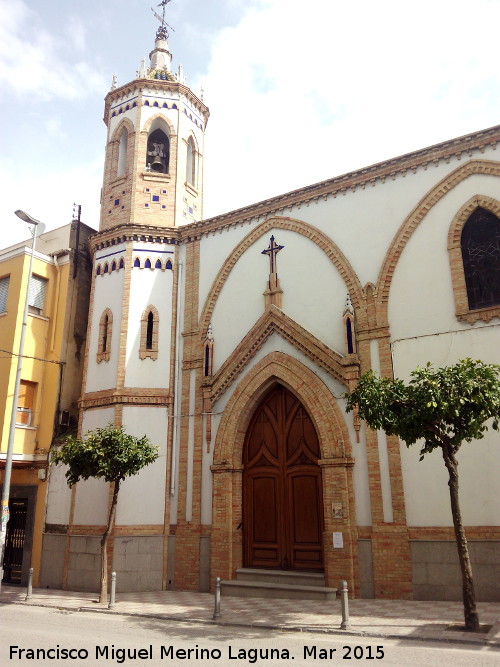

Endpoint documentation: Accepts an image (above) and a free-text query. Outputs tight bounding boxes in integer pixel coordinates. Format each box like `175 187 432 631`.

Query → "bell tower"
100 12 209 231
68 5 210 594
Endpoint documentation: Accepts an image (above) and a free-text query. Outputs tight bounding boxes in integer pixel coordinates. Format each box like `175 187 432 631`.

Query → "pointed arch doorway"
243 384 324 571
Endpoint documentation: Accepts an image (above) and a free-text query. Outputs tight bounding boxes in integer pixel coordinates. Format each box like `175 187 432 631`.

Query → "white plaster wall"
45 459 72 525
139 91 205 135
201 334 372 527
370 339 393 524
116 406 168 525
210 228 347 372
385 167 500 527
388 174 500 341
197 148 498 317
125 246 174 388
198 218 259 316
392 328 500 527
73 407 115 525
85 252 125 393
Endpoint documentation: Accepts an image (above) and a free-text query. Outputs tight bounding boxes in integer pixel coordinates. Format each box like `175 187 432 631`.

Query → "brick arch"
199 216 363 334
376 160 500 323
211 351 357 586
141 112 176 137
185 129 199 152
448 194 500 324
110 117 135 142
213 351 351 468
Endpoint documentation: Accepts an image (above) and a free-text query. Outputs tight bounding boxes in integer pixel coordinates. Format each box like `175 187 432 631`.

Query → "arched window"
461 208 500 310
186 136 196 186
203 324 214 377
144 258 152 269
155 259 162 269
146 126 170 173
103 263 109 274
96 265 101 276
97 309 113 362
346 318 354 354
140 306 159 360
146 311 154 349
134 257 141 268
119 257 125 270
342 294 357 355
111 260 117 272
165 259 172 270
117 127 128 177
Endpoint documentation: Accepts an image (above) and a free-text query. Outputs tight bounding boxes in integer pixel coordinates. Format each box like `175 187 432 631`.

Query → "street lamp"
0 210 46 590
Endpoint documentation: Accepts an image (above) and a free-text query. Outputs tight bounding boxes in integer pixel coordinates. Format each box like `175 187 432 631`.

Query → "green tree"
345 359 500 632
52 424 158 604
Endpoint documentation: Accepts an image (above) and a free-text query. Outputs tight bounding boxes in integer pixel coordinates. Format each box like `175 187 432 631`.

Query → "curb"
2 598 499 648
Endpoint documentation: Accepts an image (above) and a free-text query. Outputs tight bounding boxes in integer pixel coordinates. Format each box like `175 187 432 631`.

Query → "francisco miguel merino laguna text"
10 644 302 663
9 644 360 664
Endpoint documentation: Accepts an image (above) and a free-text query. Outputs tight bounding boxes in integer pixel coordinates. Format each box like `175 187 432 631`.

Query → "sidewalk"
1 584 499 647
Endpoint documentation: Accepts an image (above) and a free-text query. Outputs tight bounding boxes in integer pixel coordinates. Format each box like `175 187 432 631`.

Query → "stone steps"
220 568 337 601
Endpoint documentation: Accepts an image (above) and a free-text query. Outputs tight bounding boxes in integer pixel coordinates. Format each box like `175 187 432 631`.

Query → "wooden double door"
243 385 324 571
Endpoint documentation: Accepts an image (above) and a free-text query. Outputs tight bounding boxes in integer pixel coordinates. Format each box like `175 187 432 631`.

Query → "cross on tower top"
261 235 285 276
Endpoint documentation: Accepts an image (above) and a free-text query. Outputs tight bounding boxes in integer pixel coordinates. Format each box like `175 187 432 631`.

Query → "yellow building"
0 220 94 586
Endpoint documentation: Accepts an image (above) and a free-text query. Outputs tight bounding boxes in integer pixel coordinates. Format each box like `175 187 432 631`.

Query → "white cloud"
0 157 103 247
66 15 86 53
0 0 105 100
196 0 500 217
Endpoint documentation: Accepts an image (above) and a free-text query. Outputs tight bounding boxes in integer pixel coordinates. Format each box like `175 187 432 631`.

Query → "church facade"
40 24 500 601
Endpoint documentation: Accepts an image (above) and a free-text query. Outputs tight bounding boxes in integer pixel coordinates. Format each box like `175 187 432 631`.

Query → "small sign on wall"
332 502 343 519
333 532 344 549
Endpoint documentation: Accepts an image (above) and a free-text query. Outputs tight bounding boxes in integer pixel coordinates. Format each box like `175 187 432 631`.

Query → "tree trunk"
99 480 120 604
442 448 479 632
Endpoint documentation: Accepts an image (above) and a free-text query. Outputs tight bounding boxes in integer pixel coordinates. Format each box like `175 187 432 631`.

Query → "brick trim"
376 159 500 324
139 304 160 359
448 194 500 324
79 387 173 409
210 351 357 589
199 216 363 334
409 526 500 540
109 117 135 142
182 127 500 238
142 112 177 137
96 308 113 362
206 305 359 404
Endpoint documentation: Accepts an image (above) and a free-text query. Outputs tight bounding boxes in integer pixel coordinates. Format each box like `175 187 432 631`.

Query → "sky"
1 0 499 247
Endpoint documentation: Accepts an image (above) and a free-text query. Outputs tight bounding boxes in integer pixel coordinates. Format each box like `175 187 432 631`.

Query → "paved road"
1 605 498 666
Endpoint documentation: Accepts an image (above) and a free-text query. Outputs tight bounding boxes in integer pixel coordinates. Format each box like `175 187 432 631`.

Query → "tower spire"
149 1 175 74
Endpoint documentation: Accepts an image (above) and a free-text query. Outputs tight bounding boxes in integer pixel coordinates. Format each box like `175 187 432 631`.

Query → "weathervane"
151 0 175 39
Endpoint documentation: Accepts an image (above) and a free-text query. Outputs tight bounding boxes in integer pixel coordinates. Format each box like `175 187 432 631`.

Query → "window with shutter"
28 275 48 315
17 380 36 426
0 275 9 313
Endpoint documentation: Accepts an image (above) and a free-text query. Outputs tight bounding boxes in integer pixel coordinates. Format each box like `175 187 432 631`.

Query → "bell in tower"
147 128 170 173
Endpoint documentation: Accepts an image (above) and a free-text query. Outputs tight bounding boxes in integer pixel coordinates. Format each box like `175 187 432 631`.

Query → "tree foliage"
52 424 159 487
345 358 500 633
345 358 500 458
52 424 158 603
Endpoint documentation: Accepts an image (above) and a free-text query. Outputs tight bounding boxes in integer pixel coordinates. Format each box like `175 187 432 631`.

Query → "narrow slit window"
97 309 113 362
146 311 154 349
140 306 159 360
